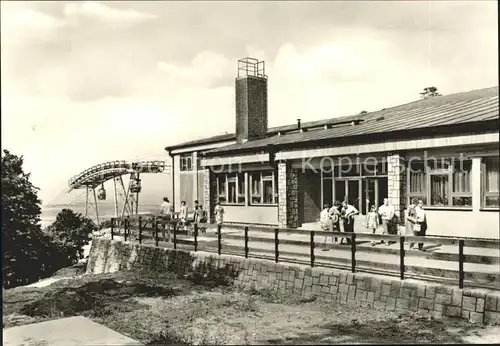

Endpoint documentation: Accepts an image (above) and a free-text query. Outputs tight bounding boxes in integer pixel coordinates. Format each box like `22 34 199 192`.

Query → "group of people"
320 197 428 250
159 198 224 241
319 199 360 248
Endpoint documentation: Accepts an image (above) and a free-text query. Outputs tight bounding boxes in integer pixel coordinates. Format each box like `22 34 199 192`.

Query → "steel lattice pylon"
68 160 169 226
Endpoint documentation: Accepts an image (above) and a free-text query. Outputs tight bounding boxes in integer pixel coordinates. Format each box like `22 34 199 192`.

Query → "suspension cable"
66 189 86 208
41 187 71 208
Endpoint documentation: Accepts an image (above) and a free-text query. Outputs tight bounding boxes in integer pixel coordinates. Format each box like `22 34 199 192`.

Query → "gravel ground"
3 269 499 345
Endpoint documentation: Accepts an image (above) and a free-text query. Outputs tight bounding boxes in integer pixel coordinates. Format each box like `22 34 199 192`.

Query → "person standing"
342 199 359 245
160 197 172 241
320 204 332 250
195 205 207 233
366 205 379 246
179 200 188 231
329 201 342 244
414 199 427 250
406 198 418 250
378 198 395 246
214 202 224 226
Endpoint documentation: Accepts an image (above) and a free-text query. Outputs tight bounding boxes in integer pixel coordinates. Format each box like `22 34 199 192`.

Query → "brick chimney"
235 58 268 143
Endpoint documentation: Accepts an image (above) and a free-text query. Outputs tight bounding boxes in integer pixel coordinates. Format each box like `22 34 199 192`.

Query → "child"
366 205 379 246
214 202 224 226
320 204 332 250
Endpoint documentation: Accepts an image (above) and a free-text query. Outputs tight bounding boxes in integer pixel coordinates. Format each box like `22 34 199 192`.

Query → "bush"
45 208 97 263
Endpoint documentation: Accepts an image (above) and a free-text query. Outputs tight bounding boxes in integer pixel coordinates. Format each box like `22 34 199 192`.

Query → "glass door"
335 180 346 204
346 179 361 212
362 178 377 215
322 179 333 208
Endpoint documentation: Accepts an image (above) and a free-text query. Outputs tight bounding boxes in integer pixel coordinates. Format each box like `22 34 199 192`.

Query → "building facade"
166 58 499 239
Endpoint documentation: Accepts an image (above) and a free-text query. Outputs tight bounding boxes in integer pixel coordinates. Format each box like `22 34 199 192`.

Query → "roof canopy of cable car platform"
68 160 167 190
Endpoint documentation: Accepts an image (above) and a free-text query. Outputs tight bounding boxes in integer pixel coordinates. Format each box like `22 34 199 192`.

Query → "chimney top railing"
237 57 267 79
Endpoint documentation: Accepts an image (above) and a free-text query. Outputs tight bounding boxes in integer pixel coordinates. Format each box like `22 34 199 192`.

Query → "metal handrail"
109 217 499 290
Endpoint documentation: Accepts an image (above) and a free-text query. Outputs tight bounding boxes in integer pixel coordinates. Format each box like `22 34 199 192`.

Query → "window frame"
407 158 472 208
429 171 450 207
249 171 278 206
179 153 193 171
481 156 500 209
407 160 427 204
450 159 472 207
216 172 245 205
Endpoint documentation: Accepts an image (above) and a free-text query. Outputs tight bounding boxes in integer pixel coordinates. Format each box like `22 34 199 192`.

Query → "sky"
1 0 498 207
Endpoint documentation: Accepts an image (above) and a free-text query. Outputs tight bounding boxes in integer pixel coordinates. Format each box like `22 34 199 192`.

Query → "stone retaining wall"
87 238 500 325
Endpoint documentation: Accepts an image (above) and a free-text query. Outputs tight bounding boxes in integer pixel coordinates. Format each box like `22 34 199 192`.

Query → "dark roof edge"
165 134 236 152
164 118 361 152
203 119 500 158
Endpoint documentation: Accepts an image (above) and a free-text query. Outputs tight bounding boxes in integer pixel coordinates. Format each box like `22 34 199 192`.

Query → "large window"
408 161 427 205
451 159 472 207
408 158 472 207
249 171 278 205
482 157 499 208
180 153 193 171
216 173 245 204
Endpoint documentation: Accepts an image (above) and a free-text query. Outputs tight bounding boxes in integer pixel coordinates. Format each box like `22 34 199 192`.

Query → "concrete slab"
3 316 142 346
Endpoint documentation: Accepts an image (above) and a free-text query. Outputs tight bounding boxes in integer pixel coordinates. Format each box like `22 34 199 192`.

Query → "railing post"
400 236 405 280
124 216 129 242
310 231 315 267
244 226 249 258
351 233 356 273
194 223 198 252
274 228 279 263
173 222 177 250
138 216 143 245
217 224 222 255
110 218 114 240
154 220 159 247
459 239 465 289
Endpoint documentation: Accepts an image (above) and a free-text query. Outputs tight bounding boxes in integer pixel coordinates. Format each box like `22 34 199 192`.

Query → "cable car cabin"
97 185 106 200
130 179 142 193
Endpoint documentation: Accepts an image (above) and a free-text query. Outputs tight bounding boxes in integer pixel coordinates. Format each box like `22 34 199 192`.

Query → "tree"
420 86 442 99
359 110 368 114
2 150 45 286
45 209 97 262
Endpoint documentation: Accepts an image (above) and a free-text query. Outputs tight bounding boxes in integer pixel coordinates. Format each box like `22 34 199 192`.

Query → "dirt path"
3 269 499 345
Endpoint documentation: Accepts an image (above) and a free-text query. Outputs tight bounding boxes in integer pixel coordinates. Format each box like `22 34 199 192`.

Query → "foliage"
2 149 46 287
2 150 96 288
45 209 97 262
420 86 442 99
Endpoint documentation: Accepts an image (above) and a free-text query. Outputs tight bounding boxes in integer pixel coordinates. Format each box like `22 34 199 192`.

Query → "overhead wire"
67 189 86 208
41 187 71 209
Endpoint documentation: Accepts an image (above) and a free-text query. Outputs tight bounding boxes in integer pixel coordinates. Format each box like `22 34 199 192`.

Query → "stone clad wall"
87 238 500 325
387 153 407 223
203 168 217 223
277 162 300 228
